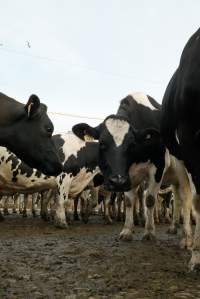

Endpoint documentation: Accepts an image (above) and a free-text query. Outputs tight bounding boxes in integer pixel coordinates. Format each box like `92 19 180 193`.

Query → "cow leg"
167 187 180 234
13 194 18 214
119 189 136 241
178 184 193 249
74 197 80 221
154 196 160 225
19 194 24 214
165 207 171 224
189 194 200 271
142 164 163 241
134 194 140 225
54 191 68 228
54 176 70 228
22 194 28 217
3 196 9 215
104 193 112 224
32 193 38 217
117 193 123 222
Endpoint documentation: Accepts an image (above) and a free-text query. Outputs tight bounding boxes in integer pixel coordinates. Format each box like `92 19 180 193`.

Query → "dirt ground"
0 215 200 299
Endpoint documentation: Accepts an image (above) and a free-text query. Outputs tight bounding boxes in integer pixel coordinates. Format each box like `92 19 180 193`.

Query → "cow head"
4 95 62 176
73 115 160 192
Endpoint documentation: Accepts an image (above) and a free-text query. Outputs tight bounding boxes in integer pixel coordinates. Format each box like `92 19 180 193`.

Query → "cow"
52 133 100 228
72 92 193 247
161 28 200 271
0 92 62 176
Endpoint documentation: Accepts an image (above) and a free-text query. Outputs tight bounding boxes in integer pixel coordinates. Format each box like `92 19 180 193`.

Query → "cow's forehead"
105 118 130 147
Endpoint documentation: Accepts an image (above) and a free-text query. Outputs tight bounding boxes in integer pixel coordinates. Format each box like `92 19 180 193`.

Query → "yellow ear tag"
27 102 34 117
84 134 94 141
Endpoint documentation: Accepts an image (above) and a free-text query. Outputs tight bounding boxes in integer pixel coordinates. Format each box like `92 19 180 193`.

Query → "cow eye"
46 127 53 135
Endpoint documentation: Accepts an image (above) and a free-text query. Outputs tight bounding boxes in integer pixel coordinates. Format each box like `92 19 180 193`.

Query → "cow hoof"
54 218 68 229
119 229 133 241
22 212 28 218
105 215 113 225
167 226 178 234
154 218 160 225
180 237 193 250
12 209 17 214
142 232 156 242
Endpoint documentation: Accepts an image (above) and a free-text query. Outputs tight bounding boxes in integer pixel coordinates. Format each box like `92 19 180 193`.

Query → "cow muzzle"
106 175 131 192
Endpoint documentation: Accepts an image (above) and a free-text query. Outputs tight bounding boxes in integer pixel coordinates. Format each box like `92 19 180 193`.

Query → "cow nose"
109 175 128 187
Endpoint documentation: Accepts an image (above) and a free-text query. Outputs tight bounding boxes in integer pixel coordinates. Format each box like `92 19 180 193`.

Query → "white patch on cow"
175 129 180 145
130 92 157 110
105 118 130 147
61 133 91 161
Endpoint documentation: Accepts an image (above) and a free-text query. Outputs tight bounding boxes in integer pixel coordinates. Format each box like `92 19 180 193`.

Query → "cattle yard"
0 214 199 299
1 6 200 299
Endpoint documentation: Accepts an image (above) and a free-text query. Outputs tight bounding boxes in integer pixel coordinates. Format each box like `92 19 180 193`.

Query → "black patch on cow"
93 173 104 187
53 134 65 163
58 173 66 185
6 154 19 170
1 156 5 162
31 179 35 182
35 170 42 178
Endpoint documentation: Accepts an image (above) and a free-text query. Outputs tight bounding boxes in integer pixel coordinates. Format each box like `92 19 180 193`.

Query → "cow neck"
0 93 24 126
0 127 14 148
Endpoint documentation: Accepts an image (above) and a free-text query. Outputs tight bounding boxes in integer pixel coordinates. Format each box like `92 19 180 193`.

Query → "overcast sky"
0 0 200 132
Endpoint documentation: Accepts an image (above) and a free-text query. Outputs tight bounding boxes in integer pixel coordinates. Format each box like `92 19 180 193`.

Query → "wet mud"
0 215 199 299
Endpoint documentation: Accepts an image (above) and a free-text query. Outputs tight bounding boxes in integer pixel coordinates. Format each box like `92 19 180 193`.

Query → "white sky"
0 0 200 133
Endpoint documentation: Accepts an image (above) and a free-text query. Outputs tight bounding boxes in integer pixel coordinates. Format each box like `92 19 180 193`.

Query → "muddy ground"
0 215 200 299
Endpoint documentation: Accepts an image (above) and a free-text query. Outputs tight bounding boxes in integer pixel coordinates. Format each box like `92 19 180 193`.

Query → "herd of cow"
1 28 200 272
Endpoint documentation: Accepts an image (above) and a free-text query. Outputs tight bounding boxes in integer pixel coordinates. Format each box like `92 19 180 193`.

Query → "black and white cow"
161 28 200 271
52 133 100 228
73 92 193 246
0 92 62 176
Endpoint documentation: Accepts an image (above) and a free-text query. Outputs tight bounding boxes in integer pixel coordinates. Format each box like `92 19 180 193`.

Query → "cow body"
161 28 200 271
0 92 62 176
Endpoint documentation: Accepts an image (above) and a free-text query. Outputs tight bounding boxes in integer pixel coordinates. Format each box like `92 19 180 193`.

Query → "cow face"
6 95 62 176
73 116 140 191
73 117 160 192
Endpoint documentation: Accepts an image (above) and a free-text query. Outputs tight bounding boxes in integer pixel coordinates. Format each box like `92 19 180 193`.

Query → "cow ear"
24 94 41 118
135 128 160 143
72 123 101 141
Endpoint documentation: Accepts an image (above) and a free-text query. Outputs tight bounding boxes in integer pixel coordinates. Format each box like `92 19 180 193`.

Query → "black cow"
161 28 200 271
0 92 62 176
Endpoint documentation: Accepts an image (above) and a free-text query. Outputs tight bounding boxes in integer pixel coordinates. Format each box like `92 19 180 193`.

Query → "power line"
0 45 163 85
48 111 103 121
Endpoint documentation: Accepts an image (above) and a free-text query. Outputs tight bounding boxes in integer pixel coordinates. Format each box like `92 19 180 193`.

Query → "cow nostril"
109 175 128 186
